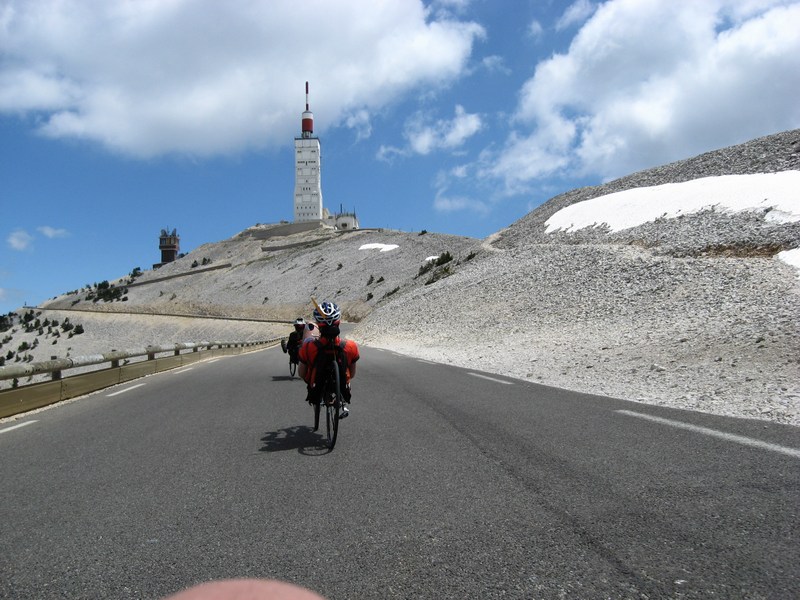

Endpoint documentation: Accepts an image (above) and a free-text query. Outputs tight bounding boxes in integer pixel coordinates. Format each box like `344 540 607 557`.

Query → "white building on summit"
293 82 323 223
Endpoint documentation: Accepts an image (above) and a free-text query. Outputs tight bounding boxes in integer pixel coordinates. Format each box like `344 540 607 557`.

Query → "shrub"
366 292 373 301
418 230 428 235
425 266 451 285
435 251 453 266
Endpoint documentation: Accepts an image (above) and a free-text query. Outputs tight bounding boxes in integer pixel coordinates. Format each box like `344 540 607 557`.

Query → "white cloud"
7 229 33 251
376 144 406 163
433 192 489 214
345 109 373 142
405 105 483 155
480 55 510 75
489 0 800 191
377 104 482 160
430 164 489 215
37 226 69 239
556 0 596 31
0 0 483 157
528 20 544 38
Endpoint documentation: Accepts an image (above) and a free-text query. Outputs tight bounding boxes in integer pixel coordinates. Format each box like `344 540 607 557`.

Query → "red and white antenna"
301 81 313 137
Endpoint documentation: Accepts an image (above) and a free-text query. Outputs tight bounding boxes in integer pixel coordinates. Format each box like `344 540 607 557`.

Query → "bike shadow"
271 375 297 382
259 425 331 455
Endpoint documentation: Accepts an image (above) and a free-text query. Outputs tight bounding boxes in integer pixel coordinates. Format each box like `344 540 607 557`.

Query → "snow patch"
545 171 800 233
359 243 399 252
778 248 800 276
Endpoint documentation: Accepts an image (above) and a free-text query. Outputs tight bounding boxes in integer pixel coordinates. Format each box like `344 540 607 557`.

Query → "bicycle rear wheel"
325 362 342 450
289 359 297 378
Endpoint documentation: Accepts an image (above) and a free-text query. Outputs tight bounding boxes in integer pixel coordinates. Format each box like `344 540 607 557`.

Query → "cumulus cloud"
345 109 373 142
556 0 596 31
430 163 489 215
7 229 33 251
433 192 488 213
0 0 483 157
380 104 483 159
37 226 69 239
489 0 800 191
480 55 510 75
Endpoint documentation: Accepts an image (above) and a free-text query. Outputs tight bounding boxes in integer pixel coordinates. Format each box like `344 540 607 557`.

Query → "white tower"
294 82 323 222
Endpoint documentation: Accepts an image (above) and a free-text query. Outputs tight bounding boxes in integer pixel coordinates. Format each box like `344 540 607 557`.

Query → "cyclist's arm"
345 341 359 380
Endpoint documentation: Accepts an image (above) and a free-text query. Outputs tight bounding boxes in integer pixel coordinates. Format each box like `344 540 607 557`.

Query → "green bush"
435 251 453 266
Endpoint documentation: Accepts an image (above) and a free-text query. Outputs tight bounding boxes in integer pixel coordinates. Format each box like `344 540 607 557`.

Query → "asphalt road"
1 344 798 599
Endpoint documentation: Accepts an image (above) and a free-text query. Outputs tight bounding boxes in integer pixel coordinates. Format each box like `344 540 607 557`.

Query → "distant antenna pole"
301 81 314 137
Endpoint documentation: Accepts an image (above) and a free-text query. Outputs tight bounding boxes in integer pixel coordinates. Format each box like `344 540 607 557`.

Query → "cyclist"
281 317 307 364
281 317 320 362
298 301 360 419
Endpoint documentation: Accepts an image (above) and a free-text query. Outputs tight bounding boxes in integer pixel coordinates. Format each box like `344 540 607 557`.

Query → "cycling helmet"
312 301 341 325
294 317 305 325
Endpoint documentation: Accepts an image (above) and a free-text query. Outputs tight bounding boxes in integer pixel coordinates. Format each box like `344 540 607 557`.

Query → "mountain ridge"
4 129 799 425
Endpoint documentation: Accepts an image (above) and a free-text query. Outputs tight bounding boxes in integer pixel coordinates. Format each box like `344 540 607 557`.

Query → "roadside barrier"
0 338 281 419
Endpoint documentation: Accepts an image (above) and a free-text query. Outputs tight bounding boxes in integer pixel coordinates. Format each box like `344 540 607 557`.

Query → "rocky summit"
5 129 799 425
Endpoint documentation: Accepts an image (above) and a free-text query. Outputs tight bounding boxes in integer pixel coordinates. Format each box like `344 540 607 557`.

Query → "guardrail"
0 338 282 419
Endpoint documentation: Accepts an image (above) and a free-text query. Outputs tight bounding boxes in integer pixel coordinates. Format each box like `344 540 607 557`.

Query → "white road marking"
172 367 194 375
616 410 800 459
0 420 38 434
106 383 146 397
417 359 438 365
468 372 513 385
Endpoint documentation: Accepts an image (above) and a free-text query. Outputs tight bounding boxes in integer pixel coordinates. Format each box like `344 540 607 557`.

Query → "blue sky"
2 0 799 314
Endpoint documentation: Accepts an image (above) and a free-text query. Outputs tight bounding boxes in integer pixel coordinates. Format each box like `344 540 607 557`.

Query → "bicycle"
311 345 345 450
288 353 298 378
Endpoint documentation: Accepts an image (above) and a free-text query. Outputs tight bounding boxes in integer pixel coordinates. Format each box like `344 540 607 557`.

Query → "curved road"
1 345 798 599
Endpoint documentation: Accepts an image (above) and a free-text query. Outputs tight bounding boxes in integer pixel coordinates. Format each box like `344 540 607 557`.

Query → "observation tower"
293 82 323 222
